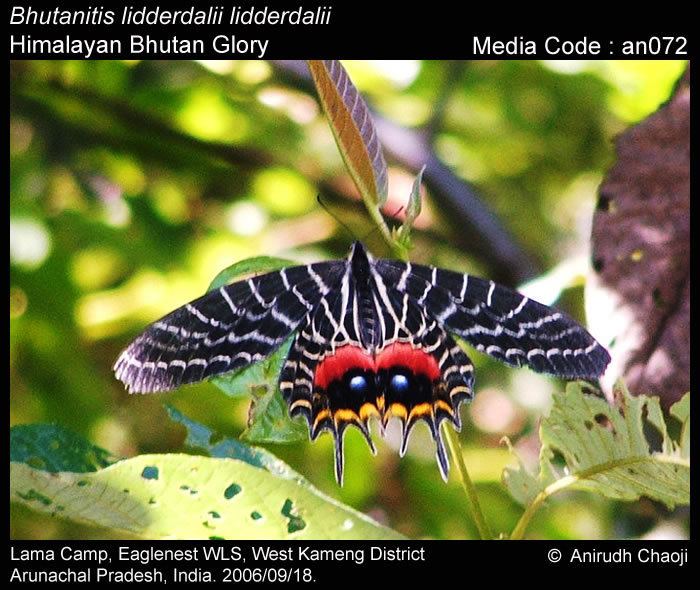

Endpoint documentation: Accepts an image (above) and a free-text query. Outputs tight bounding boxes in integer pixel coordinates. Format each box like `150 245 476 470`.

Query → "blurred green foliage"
10 59 687 540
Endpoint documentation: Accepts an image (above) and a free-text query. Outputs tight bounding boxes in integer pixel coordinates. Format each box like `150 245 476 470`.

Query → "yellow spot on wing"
408 402 433 420
359 403 380 421
313 409 330 428
387 403 408 420
435 400 453 414
333 409 359 423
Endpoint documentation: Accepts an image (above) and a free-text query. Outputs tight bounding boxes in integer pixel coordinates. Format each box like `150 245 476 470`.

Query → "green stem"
363 200 402 257
509 479 571 540
443 424 493 539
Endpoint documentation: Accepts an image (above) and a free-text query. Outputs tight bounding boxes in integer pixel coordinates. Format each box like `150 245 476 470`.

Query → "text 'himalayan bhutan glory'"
115 242 610 483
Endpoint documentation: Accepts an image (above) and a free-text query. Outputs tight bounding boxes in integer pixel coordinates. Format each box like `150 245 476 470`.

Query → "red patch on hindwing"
376 342 441 381
314 345 374 390
309 342 460 485
314 342 441 390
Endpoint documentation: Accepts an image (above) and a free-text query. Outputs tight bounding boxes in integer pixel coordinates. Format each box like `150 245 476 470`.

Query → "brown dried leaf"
587 67 689 405
308 60 388 207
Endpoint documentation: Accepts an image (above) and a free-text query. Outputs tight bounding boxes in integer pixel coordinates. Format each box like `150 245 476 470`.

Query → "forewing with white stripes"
376 260 610 379
114 262 344 393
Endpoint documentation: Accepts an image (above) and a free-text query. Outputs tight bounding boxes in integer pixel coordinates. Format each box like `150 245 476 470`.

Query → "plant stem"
509 494 545 540
443 424 493 540
363 200 401 257
509 474 577 540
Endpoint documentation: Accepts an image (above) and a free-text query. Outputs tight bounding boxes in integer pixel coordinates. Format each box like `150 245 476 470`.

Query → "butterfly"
114 241 610 483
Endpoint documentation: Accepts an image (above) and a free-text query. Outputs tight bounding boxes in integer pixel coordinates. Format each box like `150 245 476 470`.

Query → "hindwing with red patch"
279 281 473 483
115 241 610 484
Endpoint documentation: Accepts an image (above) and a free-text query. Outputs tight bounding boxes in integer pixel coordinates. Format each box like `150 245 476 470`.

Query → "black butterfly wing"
114 261 345 393
376 260 610 379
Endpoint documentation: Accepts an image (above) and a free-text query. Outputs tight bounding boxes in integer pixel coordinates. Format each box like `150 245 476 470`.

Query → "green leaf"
210 334 305 443
207 256 296 292
241 385 308 444
11 454 404 540
10 424 113 473
396 165 425 248
308 60 388 207
499 438 541 506
211 334 294 399
204 255 304 442
503 382 690 509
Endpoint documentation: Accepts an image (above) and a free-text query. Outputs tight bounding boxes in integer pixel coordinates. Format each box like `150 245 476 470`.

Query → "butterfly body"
115 241 610 483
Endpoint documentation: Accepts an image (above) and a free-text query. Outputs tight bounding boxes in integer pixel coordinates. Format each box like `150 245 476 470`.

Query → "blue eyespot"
349 375 368 393
390 374 410 393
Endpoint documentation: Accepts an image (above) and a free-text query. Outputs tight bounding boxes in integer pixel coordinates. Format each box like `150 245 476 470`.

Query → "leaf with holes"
308 60 388 207
670 393 689 456
503 381 689 508
10 423 114 473
11 453 404 540
166 405 306 478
